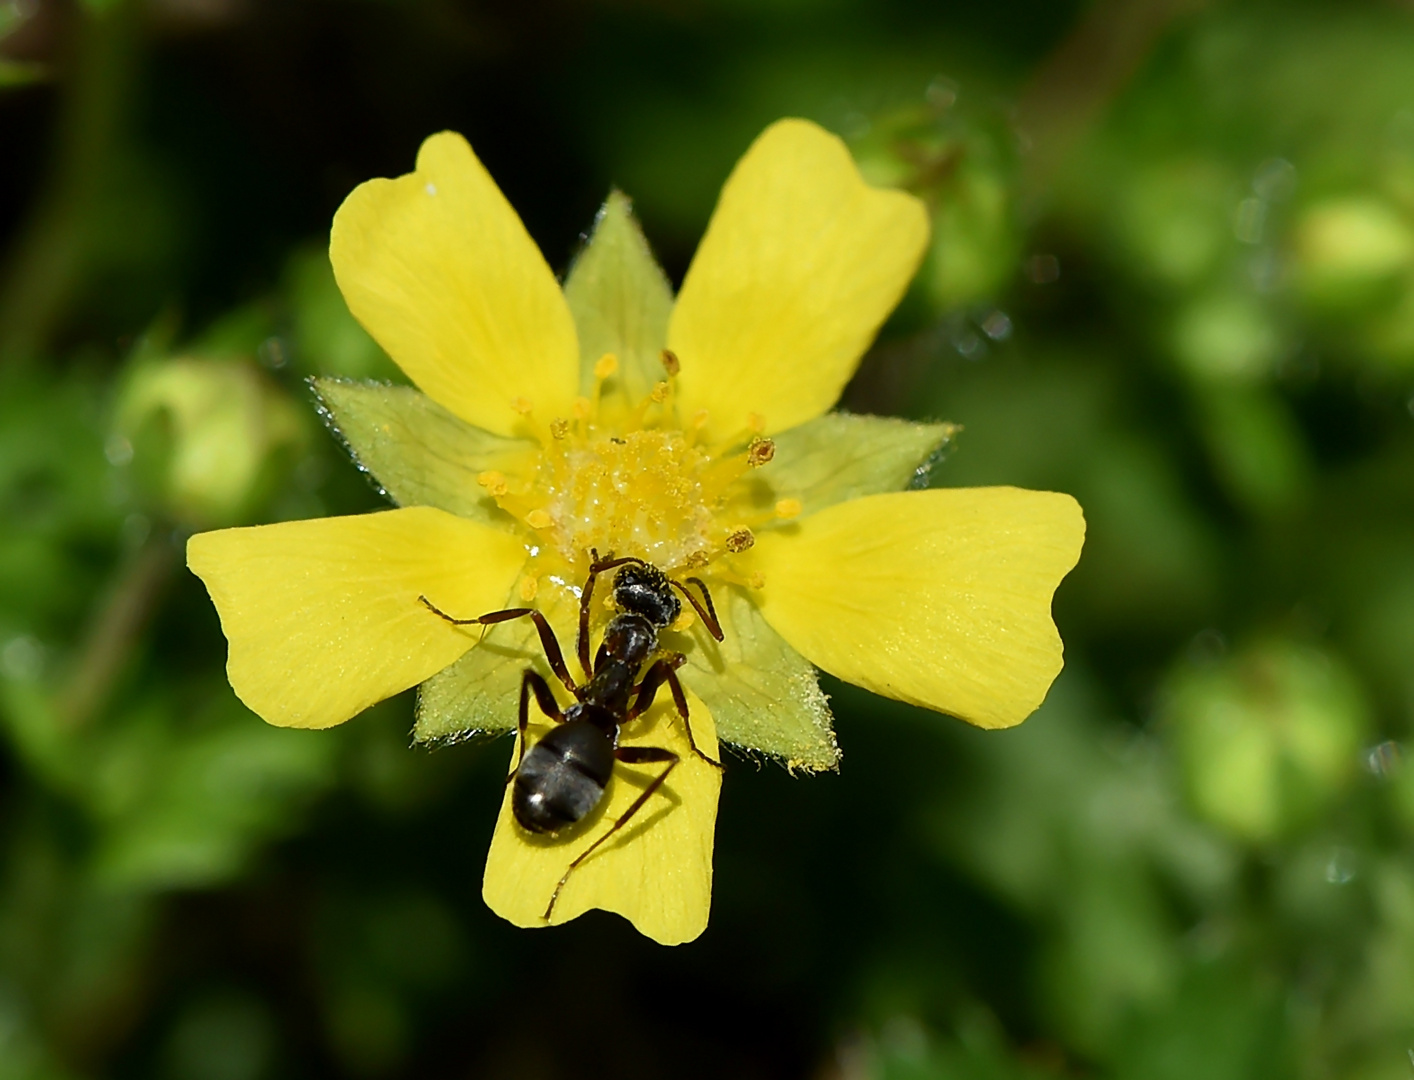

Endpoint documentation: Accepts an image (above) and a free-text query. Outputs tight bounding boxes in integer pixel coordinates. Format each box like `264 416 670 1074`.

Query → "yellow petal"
668 119 929 441
330 132 579 436
752 489 1085 729
482 687 721 945
187 507 527 729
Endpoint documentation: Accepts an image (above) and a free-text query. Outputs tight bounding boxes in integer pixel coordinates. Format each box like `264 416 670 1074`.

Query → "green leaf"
0 61 46 88
564 190 674 404
680 584 839 772
414 621 538 742
313 379 537 526
748 411 958 517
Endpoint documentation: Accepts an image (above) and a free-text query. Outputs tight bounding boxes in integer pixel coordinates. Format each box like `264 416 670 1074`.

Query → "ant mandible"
419 549 725 920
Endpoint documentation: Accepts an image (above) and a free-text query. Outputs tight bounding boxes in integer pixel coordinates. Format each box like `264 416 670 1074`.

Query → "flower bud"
1292 196 1414 314
1162 639 1370 843
115 357 307 527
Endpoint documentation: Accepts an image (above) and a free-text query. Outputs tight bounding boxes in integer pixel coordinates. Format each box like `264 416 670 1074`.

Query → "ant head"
612 563 680 629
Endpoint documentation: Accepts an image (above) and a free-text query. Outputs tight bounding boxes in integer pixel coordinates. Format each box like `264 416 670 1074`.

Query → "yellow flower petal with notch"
188 506 525 729
483 687 720 946
751 488 1086 729
669 119 930 442
330 131 579 437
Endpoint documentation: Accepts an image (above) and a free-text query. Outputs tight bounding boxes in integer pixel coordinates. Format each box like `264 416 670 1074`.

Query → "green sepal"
414 621 538 742
312 379 537 526
751 412 959 518
564 190 674 403
680 585 839 772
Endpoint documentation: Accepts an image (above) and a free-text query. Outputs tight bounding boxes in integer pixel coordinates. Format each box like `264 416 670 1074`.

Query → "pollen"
477 470 509 496
775 498 802 519
747 437 775 467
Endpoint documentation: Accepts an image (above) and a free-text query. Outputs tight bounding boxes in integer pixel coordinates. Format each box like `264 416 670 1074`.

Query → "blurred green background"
3 0 1414 1076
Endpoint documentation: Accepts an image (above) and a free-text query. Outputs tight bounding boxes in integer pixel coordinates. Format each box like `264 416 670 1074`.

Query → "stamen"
746 412 765 434
650 381 670 404
519 575 540 602
747 437 775 467
526 509 554 530
511 397 534 416
477 471 509 497
594 353 619 380
725 527 755 553
775 498 802 519
549 418 570 440
660 349 681 376
749 571 765 589
572 397 592 421
685 550 710 569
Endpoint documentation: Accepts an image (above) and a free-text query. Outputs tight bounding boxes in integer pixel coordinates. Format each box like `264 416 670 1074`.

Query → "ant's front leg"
419 596 578 696
630 656 723 770
577 549 650 678
543 746 679 921
510 669 564 782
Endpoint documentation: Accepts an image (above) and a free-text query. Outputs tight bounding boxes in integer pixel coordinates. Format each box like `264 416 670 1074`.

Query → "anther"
746 412 766 434
691 409 710 430
725 527 755 553
549 418 570 440
749 572 766 589
526 509 554 530
594 353 619 379
747 437 776 467
650 381 670 404
512 397 534 416
774 497 802 519
519 575 540 602
660 349 681 376
477 470 509 496
572 396 592 420
685 550 710 569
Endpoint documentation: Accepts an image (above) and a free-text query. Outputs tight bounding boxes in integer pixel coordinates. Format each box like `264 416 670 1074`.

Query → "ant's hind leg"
510 669 564 781
543 747 679 921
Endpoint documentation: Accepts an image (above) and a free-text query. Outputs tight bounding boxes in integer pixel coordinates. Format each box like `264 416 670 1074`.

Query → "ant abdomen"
512 720 615 834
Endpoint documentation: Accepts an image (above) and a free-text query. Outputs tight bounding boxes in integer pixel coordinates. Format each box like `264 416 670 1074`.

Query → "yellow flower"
187 119 1085 946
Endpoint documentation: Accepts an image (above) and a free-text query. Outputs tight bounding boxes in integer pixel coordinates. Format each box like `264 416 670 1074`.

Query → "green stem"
0 2 137 362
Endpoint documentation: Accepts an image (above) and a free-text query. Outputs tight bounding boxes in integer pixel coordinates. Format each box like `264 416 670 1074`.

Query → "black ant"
419 550 725 920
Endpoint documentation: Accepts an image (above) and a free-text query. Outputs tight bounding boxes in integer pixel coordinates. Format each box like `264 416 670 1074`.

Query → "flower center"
478 354 788 594
540 427 723 570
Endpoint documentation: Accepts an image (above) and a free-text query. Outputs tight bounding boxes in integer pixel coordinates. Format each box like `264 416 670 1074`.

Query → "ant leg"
543 747 678 921
670 577 724 641
629 658 722 769
509 669 564 782
419 596 577 695
577 549 651 678
663 663 723 769
577 548 608 681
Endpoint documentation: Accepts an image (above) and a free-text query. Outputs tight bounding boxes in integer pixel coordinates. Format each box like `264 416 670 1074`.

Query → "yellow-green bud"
115 357 307 528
